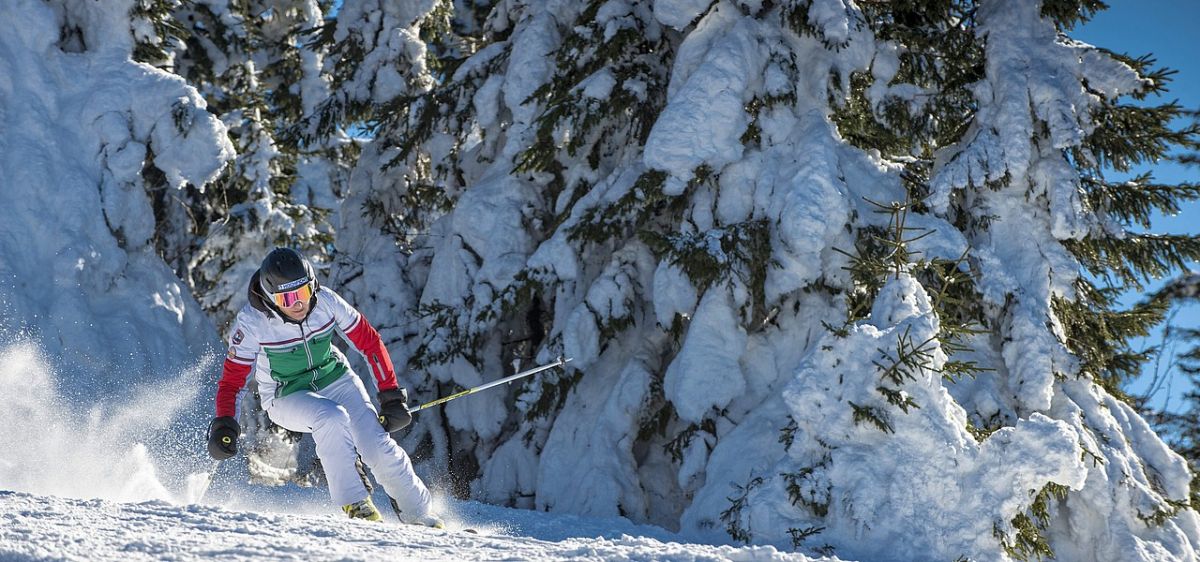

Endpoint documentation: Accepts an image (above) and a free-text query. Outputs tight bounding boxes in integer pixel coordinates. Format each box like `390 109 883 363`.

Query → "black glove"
377 388 412 432
207 416 240 460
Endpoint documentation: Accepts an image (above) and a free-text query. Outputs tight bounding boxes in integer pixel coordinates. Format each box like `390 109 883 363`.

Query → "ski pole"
407 356 573 414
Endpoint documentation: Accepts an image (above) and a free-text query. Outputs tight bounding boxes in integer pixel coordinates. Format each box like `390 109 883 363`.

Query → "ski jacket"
214 275 398 418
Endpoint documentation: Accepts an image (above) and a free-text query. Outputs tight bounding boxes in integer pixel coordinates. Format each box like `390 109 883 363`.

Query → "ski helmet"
259 247 318 298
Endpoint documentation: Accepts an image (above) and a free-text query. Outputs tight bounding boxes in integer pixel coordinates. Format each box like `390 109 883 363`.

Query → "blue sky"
1074 0 1199 226
1074 1 1200 409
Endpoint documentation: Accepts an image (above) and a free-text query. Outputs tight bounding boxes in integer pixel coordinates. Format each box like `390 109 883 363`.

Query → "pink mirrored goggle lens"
271 283 314 308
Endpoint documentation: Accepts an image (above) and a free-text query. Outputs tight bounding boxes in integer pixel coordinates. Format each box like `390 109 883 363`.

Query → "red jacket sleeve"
215 358 252 418
345 313 399 392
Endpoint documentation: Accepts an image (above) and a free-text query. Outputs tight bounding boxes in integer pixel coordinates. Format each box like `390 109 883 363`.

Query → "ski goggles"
269 281 315 308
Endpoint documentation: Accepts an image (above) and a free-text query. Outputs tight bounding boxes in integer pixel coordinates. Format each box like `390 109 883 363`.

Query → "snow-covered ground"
0 341 822 562
0 491 820 561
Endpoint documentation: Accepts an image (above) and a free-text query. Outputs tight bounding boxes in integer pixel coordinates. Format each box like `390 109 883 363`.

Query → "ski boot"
409 513 445 529
342 498 383 522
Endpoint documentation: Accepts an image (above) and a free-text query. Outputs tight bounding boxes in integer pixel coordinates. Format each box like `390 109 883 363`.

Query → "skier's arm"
215 358 252 418
211 357 250 460
209 317 257 460
345 316 412 430
325 288 411 430
215 317 258 418
344 314 399 392
322 287 399 391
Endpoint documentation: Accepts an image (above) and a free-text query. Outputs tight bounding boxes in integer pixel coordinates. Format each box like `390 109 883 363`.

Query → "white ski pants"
264 373 432 516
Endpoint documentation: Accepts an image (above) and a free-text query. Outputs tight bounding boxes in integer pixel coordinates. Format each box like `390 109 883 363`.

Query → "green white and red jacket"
215 276 398 418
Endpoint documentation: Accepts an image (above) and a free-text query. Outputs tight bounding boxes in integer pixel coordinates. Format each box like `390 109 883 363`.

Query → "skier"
205 247 442 527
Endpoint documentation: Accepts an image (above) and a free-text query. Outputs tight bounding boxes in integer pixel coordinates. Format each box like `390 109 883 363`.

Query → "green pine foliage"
411 300 486 370
1039 0 1108 30
664 419 717 463
129 0 188 67
125 0 215 277
832 189 988 435
993 483 1069 562
1053 283 1170 396
641 217 774 323
567 169 676 247
786 525 826 550
331 2 1196 554
720 475 765 544
1083 173 1200 229
338 0 680 413
1060 53 1200 395
835 0 1199 400
301 0 483 241
834 0 984 160
1180 109 1200 167
516 0 672 175
782 457 832 518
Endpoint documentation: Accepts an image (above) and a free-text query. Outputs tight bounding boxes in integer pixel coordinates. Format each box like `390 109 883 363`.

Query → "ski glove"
207 416 240 460
377 388 412 432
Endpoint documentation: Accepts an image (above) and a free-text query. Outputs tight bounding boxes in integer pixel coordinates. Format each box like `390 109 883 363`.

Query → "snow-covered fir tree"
313 0 1200 560
0 0 232 383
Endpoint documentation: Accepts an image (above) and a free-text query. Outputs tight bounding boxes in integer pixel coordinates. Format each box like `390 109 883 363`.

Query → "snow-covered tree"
140 0 344 327
309 0 1200 559
0 0 232 380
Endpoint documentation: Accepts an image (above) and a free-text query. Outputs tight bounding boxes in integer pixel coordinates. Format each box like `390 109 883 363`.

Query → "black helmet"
259 247 318 296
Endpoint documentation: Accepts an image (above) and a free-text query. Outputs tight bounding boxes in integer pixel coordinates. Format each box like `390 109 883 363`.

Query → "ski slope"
0 342 826 561
0 490 820 562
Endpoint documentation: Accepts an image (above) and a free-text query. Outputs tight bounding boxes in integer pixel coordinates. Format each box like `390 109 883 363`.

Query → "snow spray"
0 340 214 504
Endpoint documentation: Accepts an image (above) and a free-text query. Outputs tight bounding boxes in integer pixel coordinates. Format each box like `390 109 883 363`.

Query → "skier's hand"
377 388 412 432
207 416 240 460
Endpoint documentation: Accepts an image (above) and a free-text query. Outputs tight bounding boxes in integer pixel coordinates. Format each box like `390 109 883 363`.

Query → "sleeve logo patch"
232 329 244 345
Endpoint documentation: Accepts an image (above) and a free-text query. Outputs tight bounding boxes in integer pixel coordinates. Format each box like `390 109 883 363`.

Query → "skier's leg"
265 390 369 506
323 374 434 519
